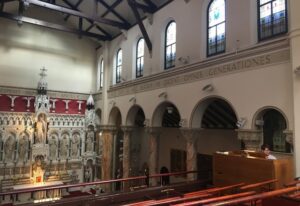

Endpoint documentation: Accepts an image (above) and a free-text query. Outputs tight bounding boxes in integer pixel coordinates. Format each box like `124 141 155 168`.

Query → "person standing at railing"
261 144 276 160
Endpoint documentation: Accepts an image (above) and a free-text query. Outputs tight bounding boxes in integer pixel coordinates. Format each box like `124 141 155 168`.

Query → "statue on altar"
18 135 29 162
35 113 47 144
32 155 46 184
4 135 16 161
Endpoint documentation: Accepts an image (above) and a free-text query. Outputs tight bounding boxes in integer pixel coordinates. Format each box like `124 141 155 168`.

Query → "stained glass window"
207 0 225 56
116 49 122 84
136 38 144 78
258 0 287 40
165 21 176 69
101 59 104 88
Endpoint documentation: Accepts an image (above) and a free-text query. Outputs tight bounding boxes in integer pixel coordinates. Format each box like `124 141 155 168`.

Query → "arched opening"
125 105 146 177
152 102 181 128
191 97 237 129
152 102 182 184
108 107 123 183
126 105 145 127
191 97 240 182
255 108 290 153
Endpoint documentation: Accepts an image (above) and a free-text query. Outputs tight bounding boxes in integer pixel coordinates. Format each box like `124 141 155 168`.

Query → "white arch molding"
190 95 238 129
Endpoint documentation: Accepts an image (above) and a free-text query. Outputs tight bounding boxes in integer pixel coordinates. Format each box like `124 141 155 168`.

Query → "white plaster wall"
289 0 300 176
98 0 293 128
104 61 293 130
0 19 97 93
100 0 268 85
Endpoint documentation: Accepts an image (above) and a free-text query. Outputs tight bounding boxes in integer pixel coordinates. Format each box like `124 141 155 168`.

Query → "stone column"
236 129 263 151
146 127 161 186
101 126 116 192
180 128 199 181
121 126 133 191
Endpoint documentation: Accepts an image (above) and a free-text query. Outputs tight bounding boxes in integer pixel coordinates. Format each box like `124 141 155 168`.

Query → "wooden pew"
139 193 212 206
204 186 298 206
239 179 278 192
171 191 255 206
285 179 300 187
123 183 245 206
184 183 245 197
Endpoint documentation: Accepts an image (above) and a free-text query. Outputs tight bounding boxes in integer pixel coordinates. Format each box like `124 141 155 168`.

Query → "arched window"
165 21 176 69
258 0 287 41
116 49 122 83
136 38 144 78
100 59 104 89
207 0 226 56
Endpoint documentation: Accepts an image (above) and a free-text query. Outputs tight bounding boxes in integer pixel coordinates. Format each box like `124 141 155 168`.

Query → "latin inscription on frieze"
108 49 289 98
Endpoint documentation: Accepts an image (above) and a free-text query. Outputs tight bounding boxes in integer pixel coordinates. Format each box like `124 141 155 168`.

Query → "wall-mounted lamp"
129 97 136 104
179 119 187 127
236 118 246 128
202 84 214 92
166 106 174 114
144 119 150 127
178 56 190 64
109 100 116 106
294 66 300 74
121 29 127 40
147 13 153 25
158 92 167 99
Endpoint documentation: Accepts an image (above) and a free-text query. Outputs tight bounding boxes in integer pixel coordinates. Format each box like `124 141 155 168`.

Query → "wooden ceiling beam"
24 0 129 29
0 11 110 40
134 2 155 13
63 0 82 21
62 0 112 39
97 0 130 26
101 0 122 17
128 0 152 55
144 0 157 10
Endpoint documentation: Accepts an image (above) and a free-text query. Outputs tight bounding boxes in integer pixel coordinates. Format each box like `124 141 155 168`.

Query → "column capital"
121 126 135 133
236 129 262 151
283 130 293 150
180 128 202 141
99 125 117 132
236 129 262 141
145 127 162 136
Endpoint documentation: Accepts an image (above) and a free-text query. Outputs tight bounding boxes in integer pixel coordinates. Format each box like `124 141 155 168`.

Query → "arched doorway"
255 108 290 153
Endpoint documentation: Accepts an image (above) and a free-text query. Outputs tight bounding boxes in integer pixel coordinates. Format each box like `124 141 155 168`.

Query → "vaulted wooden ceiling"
0 0 173 49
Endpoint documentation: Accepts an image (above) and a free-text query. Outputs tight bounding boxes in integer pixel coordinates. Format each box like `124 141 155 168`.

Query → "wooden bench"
239 179 278 192
204 186 298 206
124 183 245 206
184 182 245 197
172 191 255 206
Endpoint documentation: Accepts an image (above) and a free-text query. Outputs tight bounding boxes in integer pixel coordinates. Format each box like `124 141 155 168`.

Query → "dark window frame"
206 0 226 57
116 48 122 84
164 21 176 70
136 38 144 78
100 58 104 89
257 0 288 41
